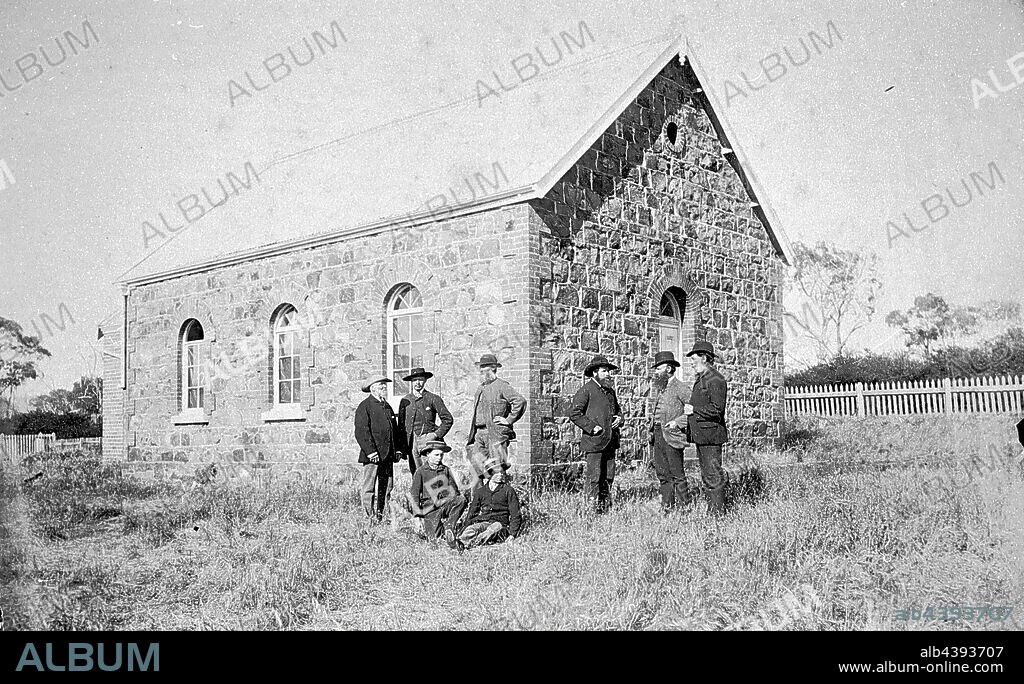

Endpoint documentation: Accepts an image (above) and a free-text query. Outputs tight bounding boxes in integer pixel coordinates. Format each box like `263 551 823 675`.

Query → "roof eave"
119 183 536 288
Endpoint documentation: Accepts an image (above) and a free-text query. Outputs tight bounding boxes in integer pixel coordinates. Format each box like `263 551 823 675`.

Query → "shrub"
786 327 1024 386
0 411 101 438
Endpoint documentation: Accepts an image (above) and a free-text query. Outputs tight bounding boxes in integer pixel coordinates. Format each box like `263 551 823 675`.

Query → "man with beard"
397 367 454 475
683 341 729 516
569 354 623 513
467 354 526 471
354 376 406 524
649 351 691 512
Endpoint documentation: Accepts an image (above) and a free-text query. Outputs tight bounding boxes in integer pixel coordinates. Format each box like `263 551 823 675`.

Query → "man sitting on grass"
408 440 466 548
458 455 522 549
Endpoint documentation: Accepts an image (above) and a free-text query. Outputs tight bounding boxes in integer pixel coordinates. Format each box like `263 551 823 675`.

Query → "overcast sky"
2 0 1022 400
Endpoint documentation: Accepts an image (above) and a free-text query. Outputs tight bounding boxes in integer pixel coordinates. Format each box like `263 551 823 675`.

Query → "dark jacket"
651 375 691 449
409 462 460 512
398 389 454 448
354 395 405 464
686 367 729 446
465 480 522 537
467 377 527 445
570 378 622 453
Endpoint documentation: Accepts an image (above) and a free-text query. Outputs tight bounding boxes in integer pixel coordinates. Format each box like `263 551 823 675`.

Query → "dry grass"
1 415 1022 631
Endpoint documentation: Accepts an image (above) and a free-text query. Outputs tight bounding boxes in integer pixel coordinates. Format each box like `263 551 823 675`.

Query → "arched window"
386 285 424 397
181 320 205 410
657 289 686 362
273 305 301 405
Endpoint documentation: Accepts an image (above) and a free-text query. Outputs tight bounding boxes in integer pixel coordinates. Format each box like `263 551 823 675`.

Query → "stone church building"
101 34 792 479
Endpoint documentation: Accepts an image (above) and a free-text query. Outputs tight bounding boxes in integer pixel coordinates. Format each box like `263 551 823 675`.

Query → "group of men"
353 353 525 549
352 340 730 550
568 340 728 516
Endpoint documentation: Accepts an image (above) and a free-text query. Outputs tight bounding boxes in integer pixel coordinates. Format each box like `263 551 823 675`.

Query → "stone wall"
527 58 785 467
106 57 786 479
117 205 533 475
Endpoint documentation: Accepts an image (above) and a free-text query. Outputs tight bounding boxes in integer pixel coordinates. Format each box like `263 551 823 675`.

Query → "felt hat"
482 454 510 473
685 340 718 360
476 353 502 368
418 440 452 455
361 377 392 393
402 367 434 381
584 354 619 377
652 351 681 368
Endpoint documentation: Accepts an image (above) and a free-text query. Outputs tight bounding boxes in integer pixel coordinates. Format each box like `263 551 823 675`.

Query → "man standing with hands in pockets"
682 341 729 517
570 354 623 513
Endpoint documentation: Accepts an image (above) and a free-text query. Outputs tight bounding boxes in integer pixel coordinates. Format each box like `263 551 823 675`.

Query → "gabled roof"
120 32 792 287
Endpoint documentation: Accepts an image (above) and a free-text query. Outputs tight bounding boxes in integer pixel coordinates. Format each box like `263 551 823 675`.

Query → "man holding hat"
467 353 526 472
354 376 406 523
683 341 729 516
570 354 624 513
649 351 691 511
398 367 454 475
409 440 467 546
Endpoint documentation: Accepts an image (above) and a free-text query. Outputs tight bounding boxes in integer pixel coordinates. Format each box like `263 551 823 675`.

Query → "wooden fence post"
943 377 953 415
855 382 864 417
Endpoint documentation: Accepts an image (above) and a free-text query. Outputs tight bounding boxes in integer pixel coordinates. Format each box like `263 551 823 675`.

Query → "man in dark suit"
397 367 454 475
649 351 691 511
570 354 623 513
683 341 729 516
458 454 522 548
354 376 406 523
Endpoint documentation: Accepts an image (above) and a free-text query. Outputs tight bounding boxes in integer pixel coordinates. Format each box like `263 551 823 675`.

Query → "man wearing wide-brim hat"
570 354 624 513
649 350 692 512
466 353 526 474
682 340 729 516
458 453 522 548
408 440 466 547
354 376 407 523
397 367 454 476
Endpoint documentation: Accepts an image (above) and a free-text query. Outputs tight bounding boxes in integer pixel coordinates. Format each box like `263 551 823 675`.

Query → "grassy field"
1 415 1021 631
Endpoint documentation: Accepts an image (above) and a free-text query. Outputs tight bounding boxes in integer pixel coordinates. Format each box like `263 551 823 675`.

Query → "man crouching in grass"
458 455 522 549
409 440 467 549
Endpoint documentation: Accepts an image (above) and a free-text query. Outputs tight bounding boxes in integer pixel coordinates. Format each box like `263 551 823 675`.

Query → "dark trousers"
407 433 425 475
585 448 616 512
422 494 468 539
652 428 689 509
695 444 726 516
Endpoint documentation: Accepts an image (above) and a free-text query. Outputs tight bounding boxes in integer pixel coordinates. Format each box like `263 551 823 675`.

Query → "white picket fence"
784 375 1024 417
0 432 102 465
